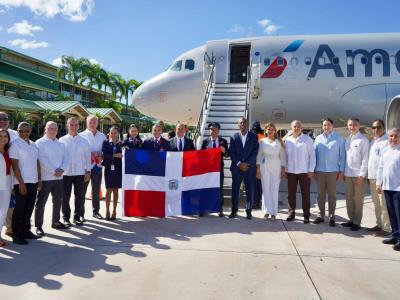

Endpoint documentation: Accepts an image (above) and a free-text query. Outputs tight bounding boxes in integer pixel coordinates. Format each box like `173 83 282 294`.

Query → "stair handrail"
244 65 252 120
194 57 216 141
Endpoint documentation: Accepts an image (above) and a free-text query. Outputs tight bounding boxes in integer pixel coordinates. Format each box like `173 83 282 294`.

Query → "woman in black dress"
102 126 123 220
122 124 142 149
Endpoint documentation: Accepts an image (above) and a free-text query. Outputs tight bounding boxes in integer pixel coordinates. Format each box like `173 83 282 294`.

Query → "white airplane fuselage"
132 33 400 129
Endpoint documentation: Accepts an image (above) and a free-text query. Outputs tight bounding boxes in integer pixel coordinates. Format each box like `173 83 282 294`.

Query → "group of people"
0 111 399 252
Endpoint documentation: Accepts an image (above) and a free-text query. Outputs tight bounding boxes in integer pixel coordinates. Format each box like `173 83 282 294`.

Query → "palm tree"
81 60 102 105
57 55 85 101
107 72 123 101
14 109 29 124
119 78 142 115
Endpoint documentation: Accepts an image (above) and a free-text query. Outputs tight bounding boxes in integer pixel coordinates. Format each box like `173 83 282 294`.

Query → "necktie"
213 140 216 148
179 138 183 151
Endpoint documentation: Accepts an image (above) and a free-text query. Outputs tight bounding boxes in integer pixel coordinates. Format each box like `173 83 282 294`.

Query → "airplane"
132 33 400 132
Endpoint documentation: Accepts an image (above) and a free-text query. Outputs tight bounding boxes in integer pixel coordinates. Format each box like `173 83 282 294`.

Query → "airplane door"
205 40 229 83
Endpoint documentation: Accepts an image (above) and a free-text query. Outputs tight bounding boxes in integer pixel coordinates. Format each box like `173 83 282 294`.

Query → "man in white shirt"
9 122 41 245
0 111 18 142
34 121 69 236
285 120 316 223
376 128 400 251
0 111 18 238
342 117 369 231
60 117 91 226
367 119 391 236
79 115 106 219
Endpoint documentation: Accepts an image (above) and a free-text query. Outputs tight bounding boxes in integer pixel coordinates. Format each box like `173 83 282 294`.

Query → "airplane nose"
132 73 167 115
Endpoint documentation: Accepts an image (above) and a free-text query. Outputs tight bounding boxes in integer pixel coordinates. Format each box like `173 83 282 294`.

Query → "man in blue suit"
169 123 195 152
142 123 171 151
229 117 259 219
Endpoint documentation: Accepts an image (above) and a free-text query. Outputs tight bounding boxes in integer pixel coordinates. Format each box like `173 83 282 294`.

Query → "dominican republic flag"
122 148 221 217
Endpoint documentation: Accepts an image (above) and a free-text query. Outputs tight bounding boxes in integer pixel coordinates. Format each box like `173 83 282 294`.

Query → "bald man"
35 122 69 236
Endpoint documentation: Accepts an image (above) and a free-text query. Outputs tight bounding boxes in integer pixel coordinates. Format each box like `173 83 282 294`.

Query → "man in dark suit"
170 123 195 151
201 122 229 217
142 123 171 151
229 117 259 219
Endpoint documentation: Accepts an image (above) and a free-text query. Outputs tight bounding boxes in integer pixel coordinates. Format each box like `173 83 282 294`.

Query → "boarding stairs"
195 60 252 195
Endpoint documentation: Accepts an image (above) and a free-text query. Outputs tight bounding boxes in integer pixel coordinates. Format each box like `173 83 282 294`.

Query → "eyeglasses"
0 117 8 121
371 126 382 129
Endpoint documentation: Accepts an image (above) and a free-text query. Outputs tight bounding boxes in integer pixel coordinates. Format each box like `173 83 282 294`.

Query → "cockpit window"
170 60 182 71
185 59 195 70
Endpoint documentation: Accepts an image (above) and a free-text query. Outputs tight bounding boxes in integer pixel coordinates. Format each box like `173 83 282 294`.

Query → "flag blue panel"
124 149 166 176
181 188 220 215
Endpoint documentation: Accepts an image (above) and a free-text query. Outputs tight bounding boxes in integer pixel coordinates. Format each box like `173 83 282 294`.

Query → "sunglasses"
0 117 8 121
371 126 382 129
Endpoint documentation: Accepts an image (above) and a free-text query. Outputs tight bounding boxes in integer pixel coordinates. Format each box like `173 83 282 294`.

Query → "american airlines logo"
262 40 304 78
262 41 398 79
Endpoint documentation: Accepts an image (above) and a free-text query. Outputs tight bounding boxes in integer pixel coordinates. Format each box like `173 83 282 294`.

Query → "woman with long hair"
256 122 286 220
0 129 12 246
102 126 123 220
122 124 142 149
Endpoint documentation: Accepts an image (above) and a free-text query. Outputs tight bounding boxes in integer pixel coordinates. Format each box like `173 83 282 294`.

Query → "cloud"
0 0 94 22
229 24 244 33
0 8 5 13
8 39 49 49
257 18 282 35
88 58 102 66
264 25 282 34
52 57 63 67
0 26 2 32
7 20 43 36
258 19 271 28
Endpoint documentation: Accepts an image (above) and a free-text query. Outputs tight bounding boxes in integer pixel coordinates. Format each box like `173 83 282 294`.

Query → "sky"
1 0 400 82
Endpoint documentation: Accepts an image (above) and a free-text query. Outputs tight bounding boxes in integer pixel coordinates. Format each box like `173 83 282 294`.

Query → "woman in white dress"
256 123 286 220
0 129 12 247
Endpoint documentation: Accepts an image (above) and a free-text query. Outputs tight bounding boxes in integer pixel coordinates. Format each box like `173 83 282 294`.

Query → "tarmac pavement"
0 185 399 300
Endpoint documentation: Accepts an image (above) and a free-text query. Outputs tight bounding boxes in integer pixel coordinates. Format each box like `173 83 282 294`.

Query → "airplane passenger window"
318 57 325 65
290 57 298 65
170 60 182 71
361 56 368 64
375 56 382 64
305 57 312 65
332 57 339 65
277 57 285 66
185 59 195 70
264 58 271 66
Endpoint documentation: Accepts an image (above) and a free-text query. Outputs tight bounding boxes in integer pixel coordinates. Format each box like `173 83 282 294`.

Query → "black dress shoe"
313 217 324 224
25 231 39 239
303 218 310 224
329 218 336 227
52 222 69 229
228 211 237 219
350 224 361 231
286 215 295 221
92 212 103 219
246 211 252 220
36 227 45 237
218 211 225 217
64 219 72 227
383 237 398 245
73 219 83 226
13 238 28 245
393 242 400 251
341 221 353 227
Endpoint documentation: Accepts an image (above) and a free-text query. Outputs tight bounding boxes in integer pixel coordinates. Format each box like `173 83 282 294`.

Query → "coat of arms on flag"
122 148 221 217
